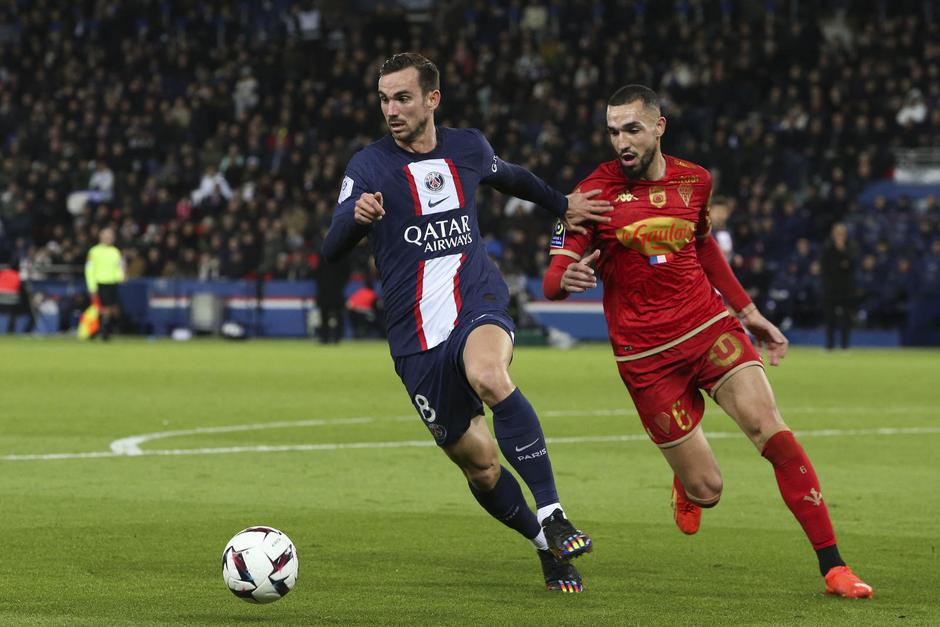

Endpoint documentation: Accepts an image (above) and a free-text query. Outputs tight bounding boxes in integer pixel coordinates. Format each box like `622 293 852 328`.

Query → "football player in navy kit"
323 53 610 592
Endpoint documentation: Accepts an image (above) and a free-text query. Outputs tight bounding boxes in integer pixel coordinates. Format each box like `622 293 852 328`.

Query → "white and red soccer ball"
222 526 298 603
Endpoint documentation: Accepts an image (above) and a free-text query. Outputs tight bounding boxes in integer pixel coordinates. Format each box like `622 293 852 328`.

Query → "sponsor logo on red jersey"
616 217 695 256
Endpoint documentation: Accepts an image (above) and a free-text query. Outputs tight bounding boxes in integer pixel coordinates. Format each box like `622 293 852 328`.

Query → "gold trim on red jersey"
614 311 730 362
656 422 702 449
548 249 582 260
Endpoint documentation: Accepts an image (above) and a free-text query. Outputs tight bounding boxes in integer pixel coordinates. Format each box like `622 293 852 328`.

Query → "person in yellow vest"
85 228 125 340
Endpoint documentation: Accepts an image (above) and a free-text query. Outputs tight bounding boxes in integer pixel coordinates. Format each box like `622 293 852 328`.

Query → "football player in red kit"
542 84 872 598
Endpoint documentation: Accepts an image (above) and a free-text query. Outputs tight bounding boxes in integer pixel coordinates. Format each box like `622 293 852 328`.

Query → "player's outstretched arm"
696 235 752 314
474 128 611 230
322 192 382 261
543 250 600 300
484 158 611 231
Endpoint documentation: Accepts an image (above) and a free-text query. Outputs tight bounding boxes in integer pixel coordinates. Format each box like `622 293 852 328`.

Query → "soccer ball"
222 526 298 603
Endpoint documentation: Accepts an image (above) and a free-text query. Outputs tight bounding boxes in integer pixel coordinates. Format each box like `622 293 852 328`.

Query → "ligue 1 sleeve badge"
550 220 566 247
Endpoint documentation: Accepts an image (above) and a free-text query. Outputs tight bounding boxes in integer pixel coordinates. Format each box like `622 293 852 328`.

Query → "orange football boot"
671 474 701 535
824 566 873 598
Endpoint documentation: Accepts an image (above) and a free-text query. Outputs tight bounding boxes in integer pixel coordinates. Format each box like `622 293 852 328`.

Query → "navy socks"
468 466 541 539
491 388 560 509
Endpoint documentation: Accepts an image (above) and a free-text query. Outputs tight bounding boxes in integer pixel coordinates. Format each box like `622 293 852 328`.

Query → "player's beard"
391 115 429 146
619 146 657 180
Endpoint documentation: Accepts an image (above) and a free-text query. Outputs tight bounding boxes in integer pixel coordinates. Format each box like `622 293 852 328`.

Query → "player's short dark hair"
608 84 661 113
379 52 440 95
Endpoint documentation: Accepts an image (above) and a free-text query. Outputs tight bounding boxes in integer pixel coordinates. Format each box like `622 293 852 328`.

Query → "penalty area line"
0 425 939 462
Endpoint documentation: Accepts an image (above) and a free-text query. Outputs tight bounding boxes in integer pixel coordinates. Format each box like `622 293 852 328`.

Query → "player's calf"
462 458 501 492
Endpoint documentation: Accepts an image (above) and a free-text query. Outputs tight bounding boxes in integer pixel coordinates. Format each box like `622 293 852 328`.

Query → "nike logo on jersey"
428 196 450 208
515 438 541 452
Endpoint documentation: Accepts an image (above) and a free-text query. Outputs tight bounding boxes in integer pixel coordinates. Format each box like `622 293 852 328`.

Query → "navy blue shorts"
393 311 515 447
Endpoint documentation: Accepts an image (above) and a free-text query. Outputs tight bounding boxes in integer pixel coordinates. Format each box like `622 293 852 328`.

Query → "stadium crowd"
0 0 938 331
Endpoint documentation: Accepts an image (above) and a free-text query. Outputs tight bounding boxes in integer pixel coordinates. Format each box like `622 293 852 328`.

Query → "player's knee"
467 364 513 406
684 475 723 507
742 413 786 449
463 458 501 491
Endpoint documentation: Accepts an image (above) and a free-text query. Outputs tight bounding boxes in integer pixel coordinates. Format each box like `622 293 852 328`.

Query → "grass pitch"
0 337 938 625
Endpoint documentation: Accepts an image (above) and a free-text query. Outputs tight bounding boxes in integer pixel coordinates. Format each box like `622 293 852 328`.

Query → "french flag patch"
649 253 673 265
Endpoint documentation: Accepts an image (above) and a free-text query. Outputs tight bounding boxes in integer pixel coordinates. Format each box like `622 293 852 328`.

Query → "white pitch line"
0 450 121 461
110 417 376 456
1 426 939 462
111 405 940 456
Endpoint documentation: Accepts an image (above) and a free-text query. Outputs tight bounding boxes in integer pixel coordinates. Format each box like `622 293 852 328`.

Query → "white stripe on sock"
530 529 549 551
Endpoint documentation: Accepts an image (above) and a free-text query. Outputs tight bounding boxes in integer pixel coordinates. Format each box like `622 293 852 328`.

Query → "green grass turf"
0 337 938 625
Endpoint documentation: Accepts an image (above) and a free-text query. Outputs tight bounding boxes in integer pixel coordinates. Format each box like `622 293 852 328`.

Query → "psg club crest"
424 171 445 192
427 422 447 443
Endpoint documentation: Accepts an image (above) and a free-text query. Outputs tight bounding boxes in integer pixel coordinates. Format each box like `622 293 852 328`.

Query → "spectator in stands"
346 281 384 339
87 161 115 204
856 254 884 328
739 255 772 314
191 165 234 208
924 240 940 295
0 261 35 334
821 223 858 350
882 257 917 328
709 197 735 261
4 200 32 243
896 88 927 128
315 254 350 345
789 238 816 274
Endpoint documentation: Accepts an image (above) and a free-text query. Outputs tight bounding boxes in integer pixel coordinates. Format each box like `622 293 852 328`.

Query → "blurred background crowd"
0 0 938 333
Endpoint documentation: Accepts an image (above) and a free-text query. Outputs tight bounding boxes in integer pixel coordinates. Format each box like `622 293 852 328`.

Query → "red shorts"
616 315 762 448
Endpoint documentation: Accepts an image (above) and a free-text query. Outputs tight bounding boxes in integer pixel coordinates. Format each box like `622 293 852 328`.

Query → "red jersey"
549 155 729 359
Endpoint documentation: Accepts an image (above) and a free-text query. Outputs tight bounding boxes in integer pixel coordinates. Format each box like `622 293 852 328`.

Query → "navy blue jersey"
323 127 567 357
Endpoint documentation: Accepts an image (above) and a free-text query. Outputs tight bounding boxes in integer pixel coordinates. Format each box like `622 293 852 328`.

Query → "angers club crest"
649 186 667 208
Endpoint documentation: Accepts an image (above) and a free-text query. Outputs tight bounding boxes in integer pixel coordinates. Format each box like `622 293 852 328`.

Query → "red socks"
761 430 836 550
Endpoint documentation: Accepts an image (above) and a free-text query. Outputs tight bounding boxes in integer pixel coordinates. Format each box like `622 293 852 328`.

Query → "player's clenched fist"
561 249 600 293
354 192 385 225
